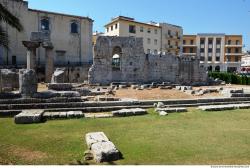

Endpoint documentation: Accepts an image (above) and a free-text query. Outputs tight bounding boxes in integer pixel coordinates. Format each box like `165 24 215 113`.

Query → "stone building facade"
0 0 93 81
89 36 207 85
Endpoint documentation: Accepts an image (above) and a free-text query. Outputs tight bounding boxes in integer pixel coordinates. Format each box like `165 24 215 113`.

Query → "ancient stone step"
43 111 84 120
84 113 113 118
198 104 250 111
48 83 73 91
14 110 45 124
112 108 147 117
85 132 120 163
155 107 188 113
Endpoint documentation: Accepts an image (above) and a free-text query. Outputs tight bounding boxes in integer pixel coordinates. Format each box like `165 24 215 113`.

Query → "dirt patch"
7 145 48 162
0 156 13 165
113 88 193 100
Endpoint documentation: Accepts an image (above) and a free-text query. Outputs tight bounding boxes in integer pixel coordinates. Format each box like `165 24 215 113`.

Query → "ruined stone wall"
89 36 207 85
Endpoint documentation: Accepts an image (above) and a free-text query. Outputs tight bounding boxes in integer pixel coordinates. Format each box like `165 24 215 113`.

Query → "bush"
209 72 250 85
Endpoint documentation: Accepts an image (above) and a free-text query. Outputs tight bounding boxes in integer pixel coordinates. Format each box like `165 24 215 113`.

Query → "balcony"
183 44 197 47
225 44 243 48
183 53 197 56
225 53 244 56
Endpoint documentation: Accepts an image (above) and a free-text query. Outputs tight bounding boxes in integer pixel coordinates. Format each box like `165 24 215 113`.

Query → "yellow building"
104 16 183 55
183 34 243 72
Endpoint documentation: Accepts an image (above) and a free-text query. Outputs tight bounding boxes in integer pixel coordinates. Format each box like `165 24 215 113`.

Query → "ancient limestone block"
51 68 66 83
85 132 120 163
0 69 19 91
159 111 168 116
85 132 109 149
48 83 73 91
112 108 147 117
14 110 44 124
19 69 37 97
157 102 165 108
91 141 120 163
155 107 187 113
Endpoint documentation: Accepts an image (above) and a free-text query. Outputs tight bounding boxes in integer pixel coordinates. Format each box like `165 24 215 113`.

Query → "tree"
0 1 23 49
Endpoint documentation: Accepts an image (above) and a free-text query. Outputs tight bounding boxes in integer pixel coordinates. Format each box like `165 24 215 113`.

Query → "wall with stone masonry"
89 36 208 85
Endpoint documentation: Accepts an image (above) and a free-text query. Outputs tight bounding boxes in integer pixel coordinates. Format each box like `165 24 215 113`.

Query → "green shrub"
209 72 250 85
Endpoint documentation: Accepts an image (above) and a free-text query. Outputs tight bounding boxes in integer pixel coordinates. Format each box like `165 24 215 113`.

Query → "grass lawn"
0 108 250 165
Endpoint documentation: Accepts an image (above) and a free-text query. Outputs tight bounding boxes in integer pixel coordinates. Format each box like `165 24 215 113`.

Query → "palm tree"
0 1 23 49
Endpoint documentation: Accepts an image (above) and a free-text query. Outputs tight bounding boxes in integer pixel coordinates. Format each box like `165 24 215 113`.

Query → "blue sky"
27 0 250 51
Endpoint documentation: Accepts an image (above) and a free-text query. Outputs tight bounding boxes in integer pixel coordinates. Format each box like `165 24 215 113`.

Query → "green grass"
0 108 250 165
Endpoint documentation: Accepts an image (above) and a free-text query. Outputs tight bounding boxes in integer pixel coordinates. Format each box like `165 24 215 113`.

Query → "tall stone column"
22 41 40 70
43 42 54 83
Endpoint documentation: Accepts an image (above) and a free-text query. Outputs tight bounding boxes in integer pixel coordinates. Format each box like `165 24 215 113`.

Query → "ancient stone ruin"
89 36 208 85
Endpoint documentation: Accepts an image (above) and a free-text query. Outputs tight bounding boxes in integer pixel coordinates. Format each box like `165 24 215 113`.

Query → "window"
111 25 113 31
147 38 151 44
147 49 151 54
154 39 158 45
41 18 50 31
216 48 221 53
190 48 194 53
168 40 171 45
236 40 240 45
183 40 186 45
235 56 239 62
112 54 121 70
208 39 213 44
168 30 171 35
129 25 136 34
106 27 109 32
140 27 144 32
176 41 178 46
176 31 179 37
200 57 205 61
12 55 16 65
216 39 221 45
154 29 158 34
115 24 118 29
216 57 220 62
200 48 205 53
235 48 239 53
154 50 158 54
190 40 194 45
208 48 212 53
227 48 231 53
147 28 151 33
228 40 231 45
70 22 78 34
200 39 205 44
208 57 212 62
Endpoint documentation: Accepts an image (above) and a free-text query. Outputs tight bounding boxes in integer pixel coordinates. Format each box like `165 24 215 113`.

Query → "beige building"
104 16 183 55
183 34 243 72
0 0 93 68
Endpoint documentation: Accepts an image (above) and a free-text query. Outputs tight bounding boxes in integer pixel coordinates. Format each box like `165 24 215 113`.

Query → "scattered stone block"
51 68 66 83
157 102 165 108
85 132 120 163
155 107 187 113
159 111 168 116
112 108 147 117
48 83 73 91
14 110 44 124
84 113 113 118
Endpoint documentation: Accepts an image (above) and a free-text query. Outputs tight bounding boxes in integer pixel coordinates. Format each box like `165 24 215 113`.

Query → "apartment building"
104 16 183 55
183 34 243 72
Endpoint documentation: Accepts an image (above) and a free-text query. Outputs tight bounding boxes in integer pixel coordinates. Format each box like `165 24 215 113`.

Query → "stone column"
42 42 54 83
22 41 40 70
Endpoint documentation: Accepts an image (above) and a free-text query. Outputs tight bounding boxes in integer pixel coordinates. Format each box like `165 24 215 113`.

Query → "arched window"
207 66 213 72
71 22 78 34
41 18 50 31
215 66 220 72
112 46 122 70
